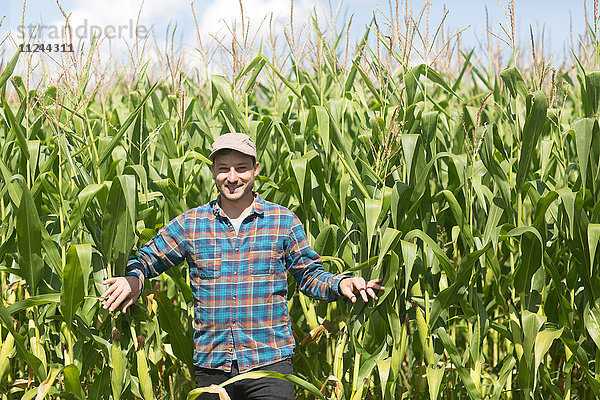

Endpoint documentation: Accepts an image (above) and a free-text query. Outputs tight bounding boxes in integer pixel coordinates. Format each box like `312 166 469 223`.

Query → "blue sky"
0 0 593 65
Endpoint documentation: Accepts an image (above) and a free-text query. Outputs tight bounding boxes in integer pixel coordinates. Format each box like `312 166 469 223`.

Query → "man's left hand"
339 277 385 303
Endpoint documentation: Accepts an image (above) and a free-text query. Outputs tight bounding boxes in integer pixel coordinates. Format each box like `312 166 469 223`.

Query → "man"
101 132 384 399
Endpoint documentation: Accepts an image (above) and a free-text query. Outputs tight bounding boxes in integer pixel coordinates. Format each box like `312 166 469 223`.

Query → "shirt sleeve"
125 212 189 291
285 214 348 302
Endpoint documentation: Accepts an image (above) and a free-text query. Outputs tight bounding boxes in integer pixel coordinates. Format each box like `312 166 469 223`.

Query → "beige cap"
209 132 257 161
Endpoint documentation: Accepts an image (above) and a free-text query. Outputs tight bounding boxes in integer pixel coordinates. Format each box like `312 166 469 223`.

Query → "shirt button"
235 247 239 252
234 270 238 275
233 295 237 300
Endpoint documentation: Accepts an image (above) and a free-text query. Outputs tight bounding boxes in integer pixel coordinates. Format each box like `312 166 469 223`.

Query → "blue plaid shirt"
125 193 348 372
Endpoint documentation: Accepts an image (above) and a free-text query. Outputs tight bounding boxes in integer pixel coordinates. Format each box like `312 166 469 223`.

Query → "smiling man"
101 132 383 400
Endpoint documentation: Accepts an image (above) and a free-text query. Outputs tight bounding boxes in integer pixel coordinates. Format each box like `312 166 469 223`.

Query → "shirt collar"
212 192 265 217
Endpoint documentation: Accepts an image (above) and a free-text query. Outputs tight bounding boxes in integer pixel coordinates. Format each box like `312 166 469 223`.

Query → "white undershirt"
230 217 243 235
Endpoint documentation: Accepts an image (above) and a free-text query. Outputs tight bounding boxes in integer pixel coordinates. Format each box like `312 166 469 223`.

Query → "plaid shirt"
125 193 347 372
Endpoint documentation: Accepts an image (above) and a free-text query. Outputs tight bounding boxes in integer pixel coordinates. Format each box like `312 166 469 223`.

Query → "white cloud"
1 0 342 85
193 0 296 37
49 0 320 56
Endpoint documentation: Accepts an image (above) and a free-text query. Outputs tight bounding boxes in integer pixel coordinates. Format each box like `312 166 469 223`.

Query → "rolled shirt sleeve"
125 212 190 291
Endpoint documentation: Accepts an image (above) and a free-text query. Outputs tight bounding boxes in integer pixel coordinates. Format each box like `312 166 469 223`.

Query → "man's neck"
219 192 255 220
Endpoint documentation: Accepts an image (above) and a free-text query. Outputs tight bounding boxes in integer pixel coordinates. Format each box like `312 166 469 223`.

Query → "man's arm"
101 212 190 312
286 215 383 302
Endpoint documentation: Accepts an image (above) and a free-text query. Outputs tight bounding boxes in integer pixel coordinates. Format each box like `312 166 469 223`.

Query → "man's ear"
254 162 261 175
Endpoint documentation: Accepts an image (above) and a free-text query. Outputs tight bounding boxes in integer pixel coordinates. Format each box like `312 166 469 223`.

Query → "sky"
0 0 595 76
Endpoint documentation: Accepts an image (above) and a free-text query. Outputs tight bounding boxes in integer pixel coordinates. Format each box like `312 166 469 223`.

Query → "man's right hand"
101 276 143 313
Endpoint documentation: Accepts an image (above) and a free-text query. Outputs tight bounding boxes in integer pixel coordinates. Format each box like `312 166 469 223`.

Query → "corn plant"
1 2 600 399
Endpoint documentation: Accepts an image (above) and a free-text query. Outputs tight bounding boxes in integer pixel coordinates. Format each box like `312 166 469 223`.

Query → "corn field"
1 2 600 399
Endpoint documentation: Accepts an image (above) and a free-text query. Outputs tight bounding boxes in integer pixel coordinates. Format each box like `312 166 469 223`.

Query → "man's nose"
226 167 238 181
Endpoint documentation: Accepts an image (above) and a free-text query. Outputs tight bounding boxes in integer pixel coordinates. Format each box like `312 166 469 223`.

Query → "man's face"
211 150 259 203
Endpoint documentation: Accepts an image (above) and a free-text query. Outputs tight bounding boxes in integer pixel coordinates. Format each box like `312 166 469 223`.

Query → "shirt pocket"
250 240 279 275
194 238 221 279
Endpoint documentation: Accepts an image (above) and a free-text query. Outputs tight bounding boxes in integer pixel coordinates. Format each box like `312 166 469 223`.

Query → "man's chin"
219 190 248 202
222 193 243 201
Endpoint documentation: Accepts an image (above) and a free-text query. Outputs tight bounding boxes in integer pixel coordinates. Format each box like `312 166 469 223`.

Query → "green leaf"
88 366 110 400
405 64 459 105
242 55 266 94
315 106 330 153
3 100 30 159
212 75 248 134
344 22 371 94
16 180 43 295
588 224 600 272
491 356 517 400
401 240 418 294
401 134 420 182
63 364 85 399
583 70 600 116
426 365 445 400
150 90 176 155
365 198 383 254
101 175 137 276
452 49 475 91
33 367 61 400
516 90 549 191
333 147 370 198
61 245 86 328
557 188 576 239
500 67 527 99
574 118 596 191
584 302 600 350
110 342 125 400
376 249 400 307
354 341 388 393
502 226 544 294
0 298 45 380
6 293 60 315
437 189 474 248
376 227 401 270
404 229 454 281
98 80 159 165
353 60 383 106
480 125 511 220
521 310 545 369
165 265 194 306
533 326 563 391
155 291 194 373
437 328 481 400
262 56 302 98
376 357 392 398
422 65 460 98
429 244 490 327
290 157 308 205
290 150 317 212
0 50 20 95
188 370 325 400
61 183 107 245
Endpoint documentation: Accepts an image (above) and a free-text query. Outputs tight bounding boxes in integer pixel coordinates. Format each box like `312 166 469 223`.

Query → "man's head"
210 133 260 204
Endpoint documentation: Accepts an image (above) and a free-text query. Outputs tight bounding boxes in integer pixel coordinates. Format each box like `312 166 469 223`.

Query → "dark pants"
194 358 294 400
